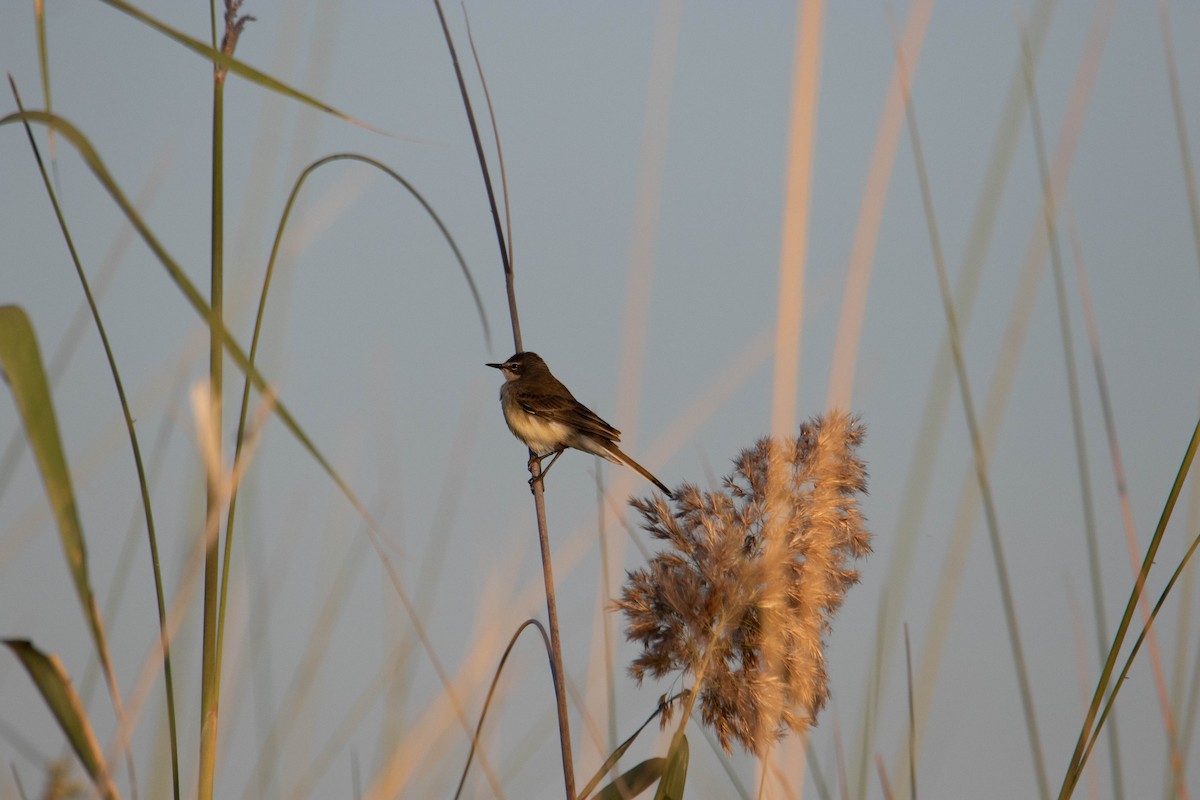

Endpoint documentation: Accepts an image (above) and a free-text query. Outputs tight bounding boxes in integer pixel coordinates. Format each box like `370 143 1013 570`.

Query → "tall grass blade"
0 306 92 663
9 78 177 800
1067 205 1139 797
0 305 138 800
867 3 1057 793
837 3 935 789
1059 416 1200 797
1021 17 1143 797
432 0 519 351
890 14 1050 798
0 112 386 536
33 0 55 166
222 151 490 796
1080 527 1200 783
0 142 171 517
4 641 119 800
1157 5 1200 785
898 4 1111 794
94 0 394 136
462 7 514 269
199 27 228 800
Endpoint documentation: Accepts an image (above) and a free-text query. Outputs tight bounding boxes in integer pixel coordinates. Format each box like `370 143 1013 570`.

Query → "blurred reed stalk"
891 9 1051 797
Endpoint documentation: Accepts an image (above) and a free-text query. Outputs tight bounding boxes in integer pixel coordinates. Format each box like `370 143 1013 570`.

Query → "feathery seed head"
615 411 871 753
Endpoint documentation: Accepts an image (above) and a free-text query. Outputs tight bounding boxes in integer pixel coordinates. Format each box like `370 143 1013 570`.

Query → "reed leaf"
590 758 665 800
654 735 688 800
0 110 373 537
0 306 92 626
96 0 392 136
5 640 119 800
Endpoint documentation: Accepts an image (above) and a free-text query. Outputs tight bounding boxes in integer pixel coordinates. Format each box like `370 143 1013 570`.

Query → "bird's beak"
486 362 504 370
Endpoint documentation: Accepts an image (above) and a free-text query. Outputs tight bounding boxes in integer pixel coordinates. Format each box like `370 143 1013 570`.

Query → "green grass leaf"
0 110 369 540
590 757 666 800
0 306 92 626
5 640 120 800
654 735 689 800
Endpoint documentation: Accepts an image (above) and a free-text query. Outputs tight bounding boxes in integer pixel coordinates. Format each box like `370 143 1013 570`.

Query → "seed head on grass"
220 0 255 61
616 411 871 753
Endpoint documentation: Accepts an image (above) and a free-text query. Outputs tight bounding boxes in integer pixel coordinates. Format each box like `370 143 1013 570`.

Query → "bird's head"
486 351 548 382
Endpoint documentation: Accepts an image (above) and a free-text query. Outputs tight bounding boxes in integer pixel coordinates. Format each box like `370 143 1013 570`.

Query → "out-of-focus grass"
4 3 1200 799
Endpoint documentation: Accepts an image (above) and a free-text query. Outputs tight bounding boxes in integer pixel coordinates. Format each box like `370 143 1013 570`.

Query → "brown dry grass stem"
432 2 575 796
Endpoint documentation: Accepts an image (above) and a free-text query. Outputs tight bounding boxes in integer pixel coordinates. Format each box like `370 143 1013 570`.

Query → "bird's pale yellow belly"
502 405 572 457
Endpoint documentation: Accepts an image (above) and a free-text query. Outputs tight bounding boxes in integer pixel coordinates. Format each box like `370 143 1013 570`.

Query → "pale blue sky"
2 2 1199 798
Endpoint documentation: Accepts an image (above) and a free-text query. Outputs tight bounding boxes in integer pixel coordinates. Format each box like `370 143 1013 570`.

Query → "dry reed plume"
616 411 871 753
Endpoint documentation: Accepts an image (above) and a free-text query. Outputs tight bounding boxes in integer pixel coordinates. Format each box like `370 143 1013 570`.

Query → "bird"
487 352 673 497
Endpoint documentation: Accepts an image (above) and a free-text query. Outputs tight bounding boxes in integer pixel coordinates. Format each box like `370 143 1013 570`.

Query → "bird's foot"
526 449 563 493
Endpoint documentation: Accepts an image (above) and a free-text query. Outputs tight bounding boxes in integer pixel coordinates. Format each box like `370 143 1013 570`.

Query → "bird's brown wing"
513 388 621 442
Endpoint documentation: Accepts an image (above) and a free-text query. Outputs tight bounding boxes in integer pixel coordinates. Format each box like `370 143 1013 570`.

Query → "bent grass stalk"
217 152 490 792
9 80 146 800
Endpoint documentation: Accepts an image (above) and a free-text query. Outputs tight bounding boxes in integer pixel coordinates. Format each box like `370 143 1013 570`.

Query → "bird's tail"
606 444 673 498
